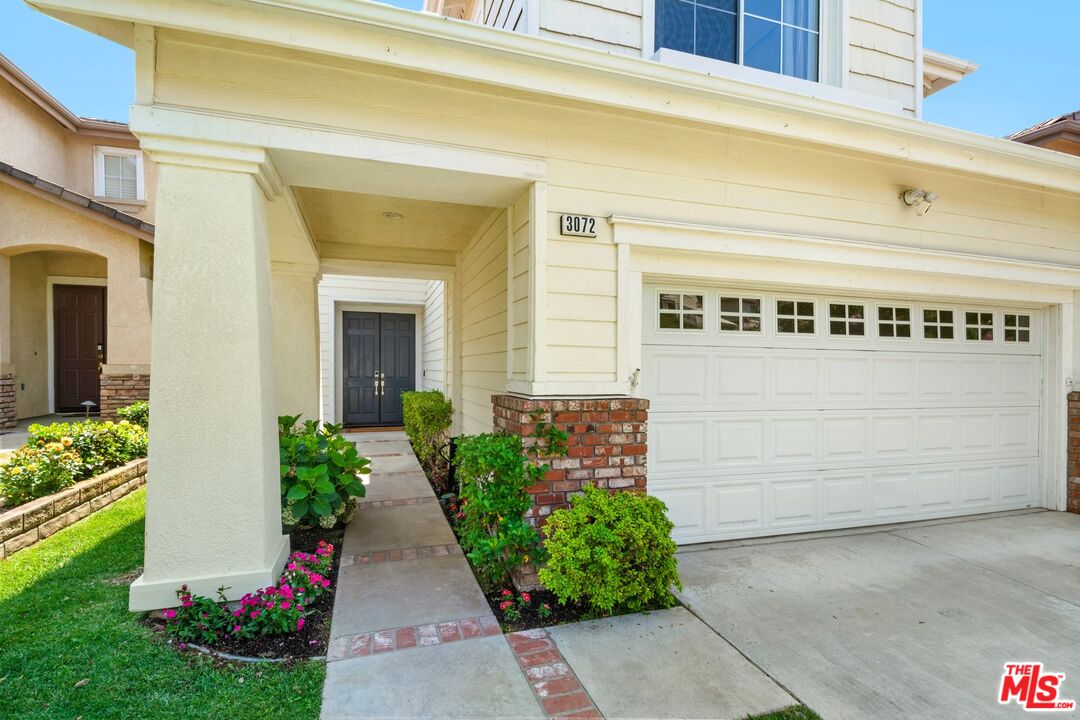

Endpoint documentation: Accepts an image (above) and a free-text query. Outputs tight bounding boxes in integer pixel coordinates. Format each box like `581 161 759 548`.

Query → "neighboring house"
0 53 154 425
27 0 1080 611
1010 111 1080 157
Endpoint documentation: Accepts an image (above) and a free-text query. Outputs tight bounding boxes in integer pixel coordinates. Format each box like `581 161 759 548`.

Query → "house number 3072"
560 214 598 238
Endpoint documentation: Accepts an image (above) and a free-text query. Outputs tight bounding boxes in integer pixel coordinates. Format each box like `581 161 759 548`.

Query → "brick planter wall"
0 458 147 559
0 373 15 430
492 394 648 591
100 373 150 420
1069 392 1080 515
491 394 649 523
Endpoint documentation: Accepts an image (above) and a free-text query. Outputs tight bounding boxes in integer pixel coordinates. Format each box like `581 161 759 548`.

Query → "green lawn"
0 489 325 720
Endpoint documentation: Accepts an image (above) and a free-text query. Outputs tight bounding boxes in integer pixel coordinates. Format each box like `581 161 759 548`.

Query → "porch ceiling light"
901 188 939 216
382 211 404 220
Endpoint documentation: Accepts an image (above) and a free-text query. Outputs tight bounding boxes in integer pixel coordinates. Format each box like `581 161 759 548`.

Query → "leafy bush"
452 433 545 589
279 415 370 530
0 441 82 506
117 400 149 429
539 485 682 615
164 540 335 644
401 390 453 473
28 419 147 480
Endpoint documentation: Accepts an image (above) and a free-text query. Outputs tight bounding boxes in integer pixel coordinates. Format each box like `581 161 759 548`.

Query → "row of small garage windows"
658 292 1033 343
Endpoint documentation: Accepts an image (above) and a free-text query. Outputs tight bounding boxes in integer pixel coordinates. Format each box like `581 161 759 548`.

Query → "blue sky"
2 1 1076 138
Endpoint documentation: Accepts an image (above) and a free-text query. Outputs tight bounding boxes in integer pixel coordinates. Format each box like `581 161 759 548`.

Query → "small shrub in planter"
539 485 682 615
279 415 370 529
0 441 82 506
28 419 147 480
453 433 545 590
401 390 453 479
117 400 149 429
164 541 336 644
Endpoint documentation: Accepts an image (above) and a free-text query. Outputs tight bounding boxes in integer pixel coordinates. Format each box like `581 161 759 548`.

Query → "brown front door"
54 285 106 412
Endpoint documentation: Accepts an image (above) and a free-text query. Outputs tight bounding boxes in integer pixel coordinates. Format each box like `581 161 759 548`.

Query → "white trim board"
46 276 108 413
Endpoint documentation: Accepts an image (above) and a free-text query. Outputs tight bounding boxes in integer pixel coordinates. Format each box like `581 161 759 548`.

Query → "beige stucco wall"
271 270 320 420
0 181 153 417
0 78 68 184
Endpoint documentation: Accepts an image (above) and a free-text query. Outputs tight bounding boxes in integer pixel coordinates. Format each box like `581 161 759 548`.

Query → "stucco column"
129 160 289 610
0 255 14 429
100 242 153 418
271 264 321 420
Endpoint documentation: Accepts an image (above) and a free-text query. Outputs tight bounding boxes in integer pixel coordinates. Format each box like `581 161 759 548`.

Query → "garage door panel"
658 462 1037 543
644 287 1043 543
643 346 1041 412
650 410 1037 476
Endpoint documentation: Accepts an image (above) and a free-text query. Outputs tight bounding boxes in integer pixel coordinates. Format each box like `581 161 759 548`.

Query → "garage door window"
828 303 865 336
720 296 762 332
965 311 994 341
659 292 705 330
1004 313 1031 343
877 306 911 338
776 299 815 334
923 309 955 340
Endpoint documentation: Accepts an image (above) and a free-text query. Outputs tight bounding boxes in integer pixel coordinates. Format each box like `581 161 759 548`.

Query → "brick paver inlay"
327 615 502 662
359 496 438 509
340 543 463 566
508 629 604 719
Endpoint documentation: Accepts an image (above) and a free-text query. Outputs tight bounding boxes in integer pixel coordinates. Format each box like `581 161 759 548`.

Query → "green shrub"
116 400 149 429
0 441 82 506
279 415 370 530
27 420 147 480
453 433 545 589
401 390 453 471
539 485 682 615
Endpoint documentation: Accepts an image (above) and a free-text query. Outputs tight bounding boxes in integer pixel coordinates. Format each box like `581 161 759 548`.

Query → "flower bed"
0 458 147 559
149 526 344 662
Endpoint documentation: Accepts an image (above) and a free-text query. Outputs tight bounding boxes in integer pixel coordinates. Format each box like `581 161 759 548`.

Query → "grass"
0 489 325 720
748 706 823 719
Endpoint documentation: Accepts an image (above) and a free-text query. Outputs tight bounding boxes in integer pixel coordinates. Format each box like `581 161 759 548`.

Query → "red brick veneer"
491 395 649 528
1069 392 1080 514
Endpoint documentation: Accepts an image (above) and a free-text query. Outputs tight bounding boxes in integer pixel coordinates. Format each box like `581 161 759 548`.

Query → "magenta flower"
297 618 305 631
162 609 177 620
281 601 291 610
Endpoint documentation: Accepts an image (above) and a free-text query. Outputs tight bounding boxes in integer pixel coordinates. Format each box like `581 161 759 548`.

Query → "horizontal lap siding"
460 210 509 434
539 0 643 55
483 0 526 31
158 38 1080 394
848 0 917 114
423 280 446 392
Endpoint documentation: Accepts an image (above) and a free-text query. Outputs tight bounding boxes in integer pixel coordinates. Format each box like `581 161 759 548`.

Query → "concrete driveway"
677 510 1080 720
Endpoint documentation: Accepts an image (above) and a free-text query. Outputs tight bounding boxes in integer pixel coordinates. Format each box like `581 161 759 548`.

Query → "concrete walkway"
321 430 793 720
677 510 1080 720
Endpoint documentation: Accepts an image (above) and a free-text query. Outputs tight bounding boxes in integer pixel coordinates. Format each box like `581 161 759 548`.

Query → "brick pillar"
0 373 14 430
491 394 649 527
100 373 150 420
1069 392 1080 515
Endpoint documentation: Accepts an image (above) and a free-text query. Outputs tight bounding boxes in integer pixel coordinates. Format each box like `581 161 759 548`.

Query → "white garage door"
642 285 1043 544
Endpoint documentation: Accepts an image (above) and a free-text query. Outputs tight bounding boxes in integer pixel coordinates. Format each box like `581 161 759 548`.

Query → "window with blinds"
94 146 143 202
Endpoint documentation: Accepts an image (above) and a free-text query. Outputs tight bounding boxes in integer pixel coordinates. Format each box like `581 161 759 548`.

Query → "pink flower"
162 609 176 620
233 609 243 617
233 625 241 633
521 592 531 603
266 602 275 609
297 618 305 631
321 579 330 589
251 610 261 619
499 600 512 610
501 589 513 597
287 563 297 571
281 601 291 610
181 600 193 608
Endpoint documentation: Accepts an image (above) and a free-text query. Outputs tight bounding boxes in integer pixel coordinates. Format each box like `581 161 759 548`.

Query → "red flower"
501 589 513 597
499 600 512 610
521 592 531 603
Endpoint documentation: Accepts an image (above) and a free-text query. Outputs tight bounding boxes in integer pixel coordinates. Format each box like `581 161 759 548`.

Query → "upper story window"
93 146 145 203
655 0 819 81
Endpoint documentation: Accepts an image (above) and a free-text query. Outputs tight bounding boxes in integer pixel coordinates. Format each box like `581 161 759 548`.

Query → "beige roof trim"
0 52 134 140
922 49 979 97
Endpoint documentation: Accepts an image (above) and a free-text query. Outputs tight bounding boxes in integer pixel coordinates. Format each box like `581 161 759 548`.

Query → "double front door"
343 312 416 427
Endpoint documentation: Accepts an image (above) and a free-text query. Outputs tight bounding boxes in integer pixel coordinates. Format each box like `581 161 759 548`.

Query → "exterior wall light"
901 188 939 215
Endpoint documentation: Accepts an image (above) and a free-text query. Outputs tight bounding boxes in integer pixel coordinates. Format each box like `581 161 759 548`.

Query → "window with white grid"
923 309 955 340
1003 313 1031 343
877 306 912 338
965 311 994 341
719 296 763 332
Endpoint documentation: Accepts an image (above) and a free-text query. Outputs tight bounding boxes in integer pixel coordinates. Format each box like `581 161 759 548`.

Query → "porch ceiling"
293 187 494 254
